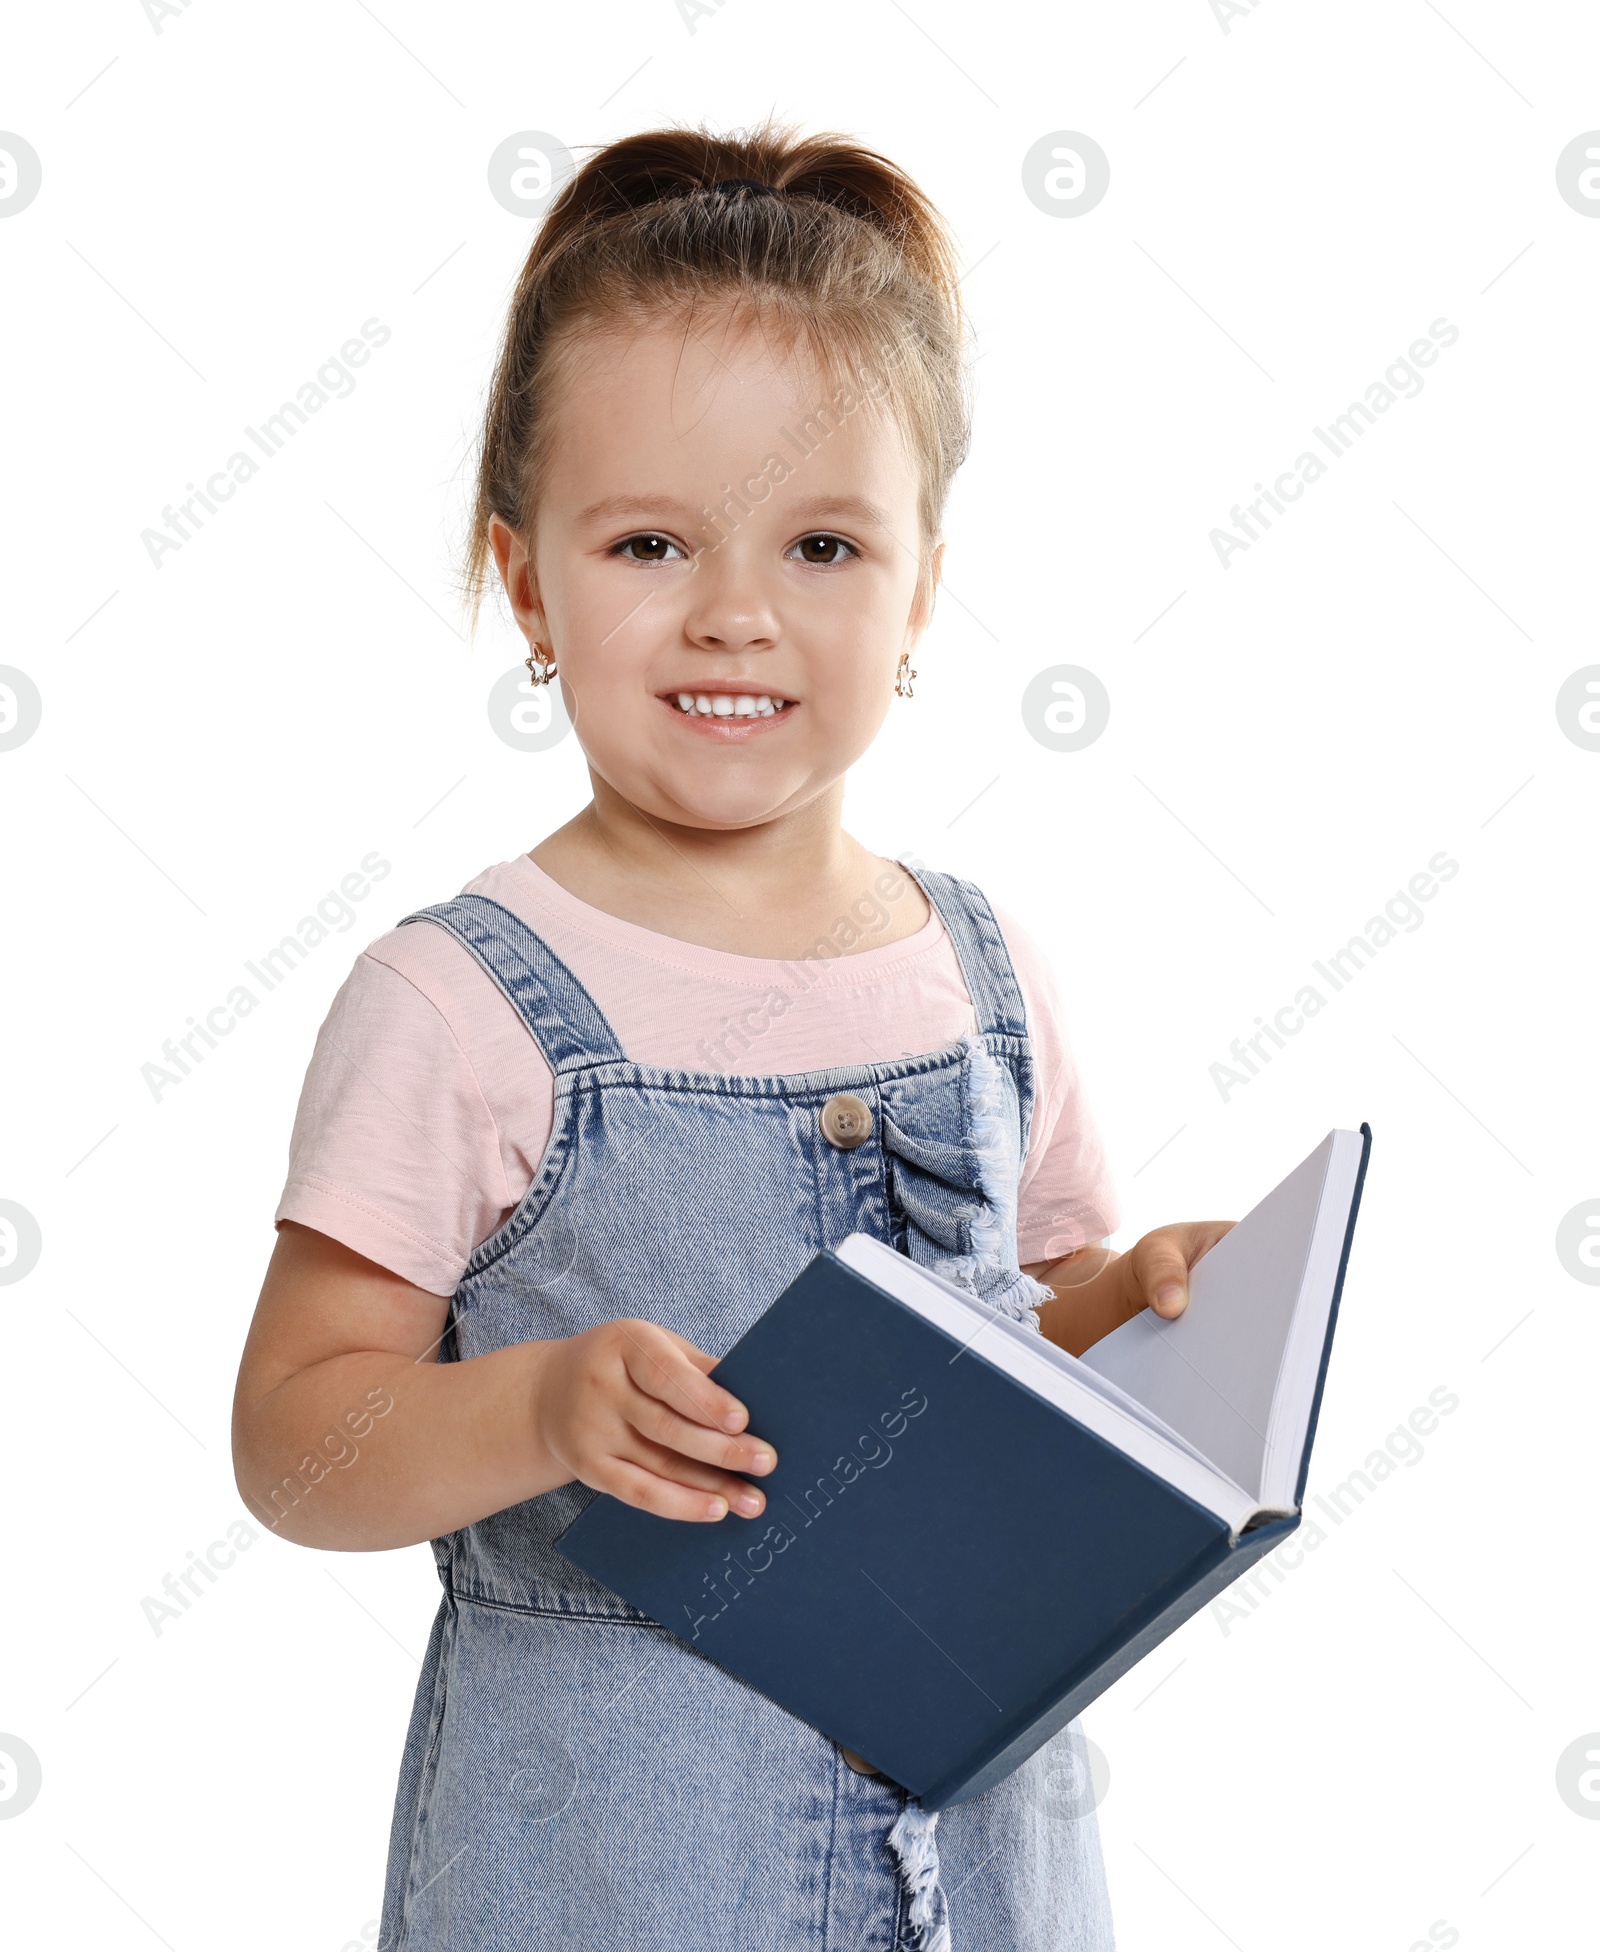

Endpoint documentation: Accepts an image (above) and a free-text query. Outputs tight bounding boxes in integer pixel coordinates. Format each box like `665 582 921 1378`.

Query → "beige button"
840 1744 878 1775
820 1093 873 1150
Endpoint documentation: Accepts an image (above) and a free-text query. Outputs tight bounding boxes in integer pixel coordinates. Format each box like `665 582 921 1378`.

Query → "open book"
557 1124 1371 1810
838 1124 1368 1538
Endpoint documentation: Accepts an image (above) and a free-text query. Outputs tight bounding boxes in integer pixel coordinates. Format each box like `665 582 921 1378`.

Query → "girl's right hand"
530 1318 778 1522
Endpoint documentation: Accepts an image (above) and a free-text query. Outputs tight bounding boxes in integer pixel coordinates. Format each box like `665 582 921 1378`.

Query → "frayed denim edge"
887 1801 952 1952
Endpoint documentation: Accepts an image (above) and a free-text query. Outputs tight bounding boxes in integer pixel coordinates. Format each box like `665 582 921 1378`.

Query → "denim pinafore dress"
378 863 1116 1952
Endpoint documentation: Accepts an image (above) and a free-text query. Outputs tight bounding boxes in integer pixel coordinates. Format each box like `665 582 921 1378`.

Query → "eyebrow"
575 495 695 524
574 492 894 529
781 494 893 528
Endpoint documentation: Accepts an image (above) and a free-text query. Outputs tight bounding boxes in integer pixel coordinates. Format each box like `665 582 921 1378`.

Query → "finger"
616 1321 757 1439
596 1454 743 1523
622 1433 769 1518
1128 1232 1196 1318
1165 1219 1237 1300
662 1335 720 1376
624 1379 777 1481
1131 1221 1238 1317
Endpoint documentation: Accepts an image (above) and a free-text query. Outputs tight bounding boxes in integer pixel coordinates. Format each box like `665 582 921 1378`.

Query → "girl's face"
494 313 940 833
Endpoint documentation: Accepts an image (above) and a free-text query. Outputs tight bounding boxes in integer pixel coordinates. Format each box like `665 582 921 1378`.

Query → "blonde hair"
462 118 972 633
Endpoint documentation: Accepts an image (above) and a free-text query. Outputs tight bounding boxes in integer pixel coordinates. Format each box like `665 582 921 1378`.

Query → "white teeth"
672 692 790 717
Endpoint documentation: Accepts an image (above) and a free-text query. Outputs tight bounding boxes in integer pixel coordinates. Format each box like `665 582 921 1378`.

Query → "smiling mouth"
663 690 795 719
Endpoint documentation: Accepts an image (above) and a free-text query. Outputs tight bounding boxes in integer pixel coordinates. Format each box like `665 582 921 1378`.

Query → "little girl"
232 120 1228 1952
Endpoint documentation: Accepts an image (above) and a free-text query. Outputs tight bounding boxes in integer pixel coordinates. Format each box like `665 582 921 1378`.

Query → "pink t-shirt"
274 854 1121 1296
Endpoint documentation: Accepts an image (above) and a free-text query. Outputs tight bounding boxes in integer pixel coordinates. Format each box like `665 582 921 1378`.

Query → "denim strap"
899 862 1030 1042
397 894 625 1073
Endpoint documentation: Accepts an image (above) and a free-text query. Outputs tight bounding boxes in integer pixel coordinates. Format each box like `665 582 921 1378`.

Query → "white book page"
1078 1130 1360 1506
1262 1132 1364 1505
833 1234 1259 1534
853 1247 1228 1477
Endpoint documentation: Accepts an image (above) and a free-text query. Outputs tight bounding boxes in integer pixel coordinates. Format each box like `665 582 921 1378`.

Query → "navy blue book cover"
552 1240 1342 1809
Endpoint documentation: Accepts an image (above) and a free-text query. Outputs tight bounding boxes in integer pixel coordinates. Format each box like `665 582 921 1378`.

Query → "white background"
3 2 1597 1947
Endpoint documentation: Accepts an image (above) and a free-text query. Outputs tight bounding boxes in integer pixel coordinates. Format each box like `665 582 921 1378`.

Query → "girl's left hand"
1028 1219 1236 1358
1117 1220 1236 1323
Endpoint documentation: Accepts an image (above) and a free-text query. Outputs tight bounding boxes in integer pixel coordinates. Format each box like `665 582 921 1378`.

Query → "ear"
489 513 552 647
904 538 945 647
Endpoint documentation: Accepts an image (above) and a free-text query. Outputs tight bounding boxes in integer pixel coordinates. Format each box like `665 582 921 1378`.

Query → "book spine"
1293 1123 1372 1508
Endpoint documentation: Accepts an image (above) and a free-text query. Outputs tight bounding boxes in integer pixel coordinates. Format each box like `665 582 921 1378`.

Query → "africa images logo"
682 1385 929 1642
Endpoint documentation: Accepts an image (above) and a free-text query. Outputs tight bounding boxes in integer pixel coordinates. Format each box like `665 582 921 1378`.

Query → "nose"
682 541 779 656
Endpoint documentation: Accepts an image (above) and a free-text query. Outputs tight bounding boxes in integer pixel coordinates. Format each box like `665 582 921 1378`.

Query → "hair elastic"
709 178 780 196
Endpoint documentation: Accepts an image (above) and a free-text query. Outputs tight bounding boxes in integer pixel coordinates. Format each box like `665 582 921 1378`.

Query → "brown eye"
791 533 856 565
618 533 683 562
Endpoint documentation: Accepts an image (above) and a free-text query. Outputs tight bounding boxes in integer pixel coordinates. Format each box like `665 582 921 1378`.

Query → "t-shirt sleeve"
273 949 525 1296
991 902 1123 1263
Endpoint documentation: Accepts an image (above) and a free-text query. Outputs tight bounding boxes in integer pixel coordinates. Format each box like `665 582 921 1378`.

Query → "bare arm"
231 1220 778 1552
1023 1221 1236 1358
